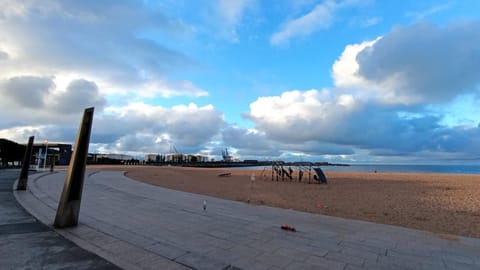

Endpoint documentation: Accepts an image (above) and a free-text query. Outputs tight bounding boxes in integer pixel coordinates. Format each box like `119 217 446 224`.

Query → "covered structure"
0 138 26 167
32 143 72 166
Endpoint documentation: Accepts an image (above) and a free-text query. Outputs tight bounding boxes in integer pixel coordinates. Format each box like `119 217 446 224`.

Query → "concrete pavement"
0 169 120 270
14 170 480 270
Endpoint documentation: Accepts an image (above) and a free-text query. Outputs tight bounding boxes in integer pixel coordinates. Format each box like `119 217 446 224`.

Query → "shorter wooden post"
17 136 35 190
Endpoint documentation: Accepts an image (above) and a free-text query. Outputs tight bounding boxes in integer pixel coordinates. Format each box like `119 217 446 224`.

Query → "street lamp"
43 140 48 169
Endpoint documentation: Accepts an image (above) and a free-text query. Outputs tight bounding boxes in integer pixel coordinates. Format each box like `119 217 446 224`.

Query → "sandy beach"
87 165 480 238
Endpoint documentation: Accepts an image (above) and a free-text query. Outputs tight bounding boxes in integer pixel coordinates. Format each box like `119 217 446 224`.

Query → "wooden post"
54 107 94 228
17 136 35 190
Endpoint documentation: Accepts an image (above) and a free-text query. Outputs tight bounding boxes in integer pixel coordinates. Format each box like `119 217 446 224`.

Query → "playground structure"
262 162 328 184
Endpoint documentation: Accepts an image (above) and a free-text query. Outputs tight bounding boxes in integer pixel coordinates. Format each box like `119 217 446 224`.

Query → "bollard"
50 155 55 172
54 107 94 228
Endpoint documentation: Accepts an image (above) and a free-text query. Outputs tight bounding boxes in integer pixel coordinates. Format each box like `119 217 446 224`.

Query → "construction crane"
222 148 232 162
168 142 180 154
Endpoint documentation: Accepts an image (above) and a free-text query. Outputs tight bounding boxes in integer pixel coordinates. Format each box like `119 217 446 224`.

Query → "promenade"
13 170 480 269
0 170 119 269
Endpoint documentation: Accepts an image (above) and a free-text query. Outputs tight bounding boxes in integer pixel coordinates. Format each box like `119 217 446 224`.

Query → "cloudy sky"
1 0 479 164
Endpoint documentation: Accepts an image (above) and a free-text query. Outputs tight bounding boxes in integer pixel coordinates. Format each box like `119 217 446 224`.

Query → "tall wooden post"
17 136 35 190
54 107 94 228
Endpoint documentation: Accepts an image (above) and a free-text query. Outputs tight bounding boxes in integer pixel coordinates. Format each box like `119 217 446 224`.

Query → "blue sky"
0 0 479 163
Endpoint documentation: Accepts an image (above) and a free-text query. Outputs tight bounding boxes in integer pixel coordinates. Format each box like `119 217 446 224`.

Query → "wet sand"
87 165 480 238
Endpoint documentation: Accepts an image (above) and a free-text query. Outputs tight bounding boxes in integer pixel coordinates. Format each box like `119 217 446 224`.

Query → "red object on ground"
281 224 297 232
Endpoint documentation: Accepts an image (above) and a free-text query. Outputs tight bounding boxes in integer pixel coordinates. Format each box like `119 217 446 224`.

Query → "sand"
86 165 480 238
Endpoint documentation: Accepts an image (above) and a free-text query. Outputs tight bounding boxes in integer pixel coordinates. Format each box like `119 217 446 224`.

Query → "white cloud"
332 38 380 89
358 16 382 28
245 87 480 161
247 89 358 143
270 0 337 45
270 0 372 45
406 3 452 21
217 0 253 25
215 0 254 42
141 79 208 98
0 125 48 143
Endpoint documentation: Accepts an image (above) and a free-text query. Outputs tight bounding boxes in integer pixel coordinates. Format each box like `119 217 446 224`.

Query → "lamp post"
36 148 42 170
43 140 48 169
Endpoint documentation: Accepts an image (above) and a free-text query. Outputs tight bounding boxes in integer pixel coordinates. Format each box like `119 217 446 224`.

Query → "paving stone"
175 251 230 270
387 249 444 268
326 251 365 266
363 258 409 270
377 254 423 269
338 246 380 262
443 260 478 270
135 252 190 270
305 255 346 270
340 240 387 256
286 261 330 270
272 246 310 262
255 253 296 268
309 238 343 252
206 247 246 264
437 251 475 265
421 261 448 270
344 264 364 270
146 241 188 260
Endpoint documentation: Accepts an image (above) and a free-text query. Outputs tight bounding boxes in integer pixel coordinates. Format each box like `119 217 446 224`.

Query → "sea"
235 164 480 175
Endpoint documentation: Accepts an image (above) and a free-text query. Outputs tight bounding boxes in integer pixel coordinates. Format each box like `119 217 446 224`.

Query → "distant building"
165 153 186 163
145 153 208 163
100 153 133 160
87 153 135 164
145 154 160 162
186 154 209 163
32 142 72 166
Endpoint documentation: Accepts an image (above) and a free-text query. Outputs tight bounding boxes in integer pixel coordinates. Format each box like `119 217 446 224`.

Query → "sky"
0 0 480 164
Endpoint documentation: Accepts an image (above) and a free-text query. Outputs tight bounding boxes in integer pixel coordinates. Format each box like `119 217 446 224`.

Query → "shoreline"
85 165 480 238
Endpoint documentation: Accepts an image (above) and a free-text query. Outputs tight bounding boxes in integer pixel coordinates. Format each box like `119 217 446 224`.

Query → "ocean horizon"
235 164 480 175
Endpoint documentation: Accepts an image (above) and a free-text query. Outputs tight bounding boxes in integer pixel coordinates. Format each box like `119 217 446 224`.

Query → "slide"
313 168 328 184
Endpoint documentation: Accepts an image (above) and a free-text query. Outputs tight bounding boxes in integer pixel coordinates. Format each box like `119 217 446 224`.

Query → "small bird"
203 200 207 211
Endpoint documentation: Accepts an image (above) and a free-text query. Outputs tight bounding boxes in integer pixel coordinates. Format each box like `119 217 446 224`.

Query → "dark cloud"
356 21 480 104
54 79 106 114
114 134 161 153
246 89 480 161
222 126 280 157
221 126 354 159
166 107 225 147
0 51 8 60
90 103 225 154
0 76 54 108
0 76 107 128
0 0 200 95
